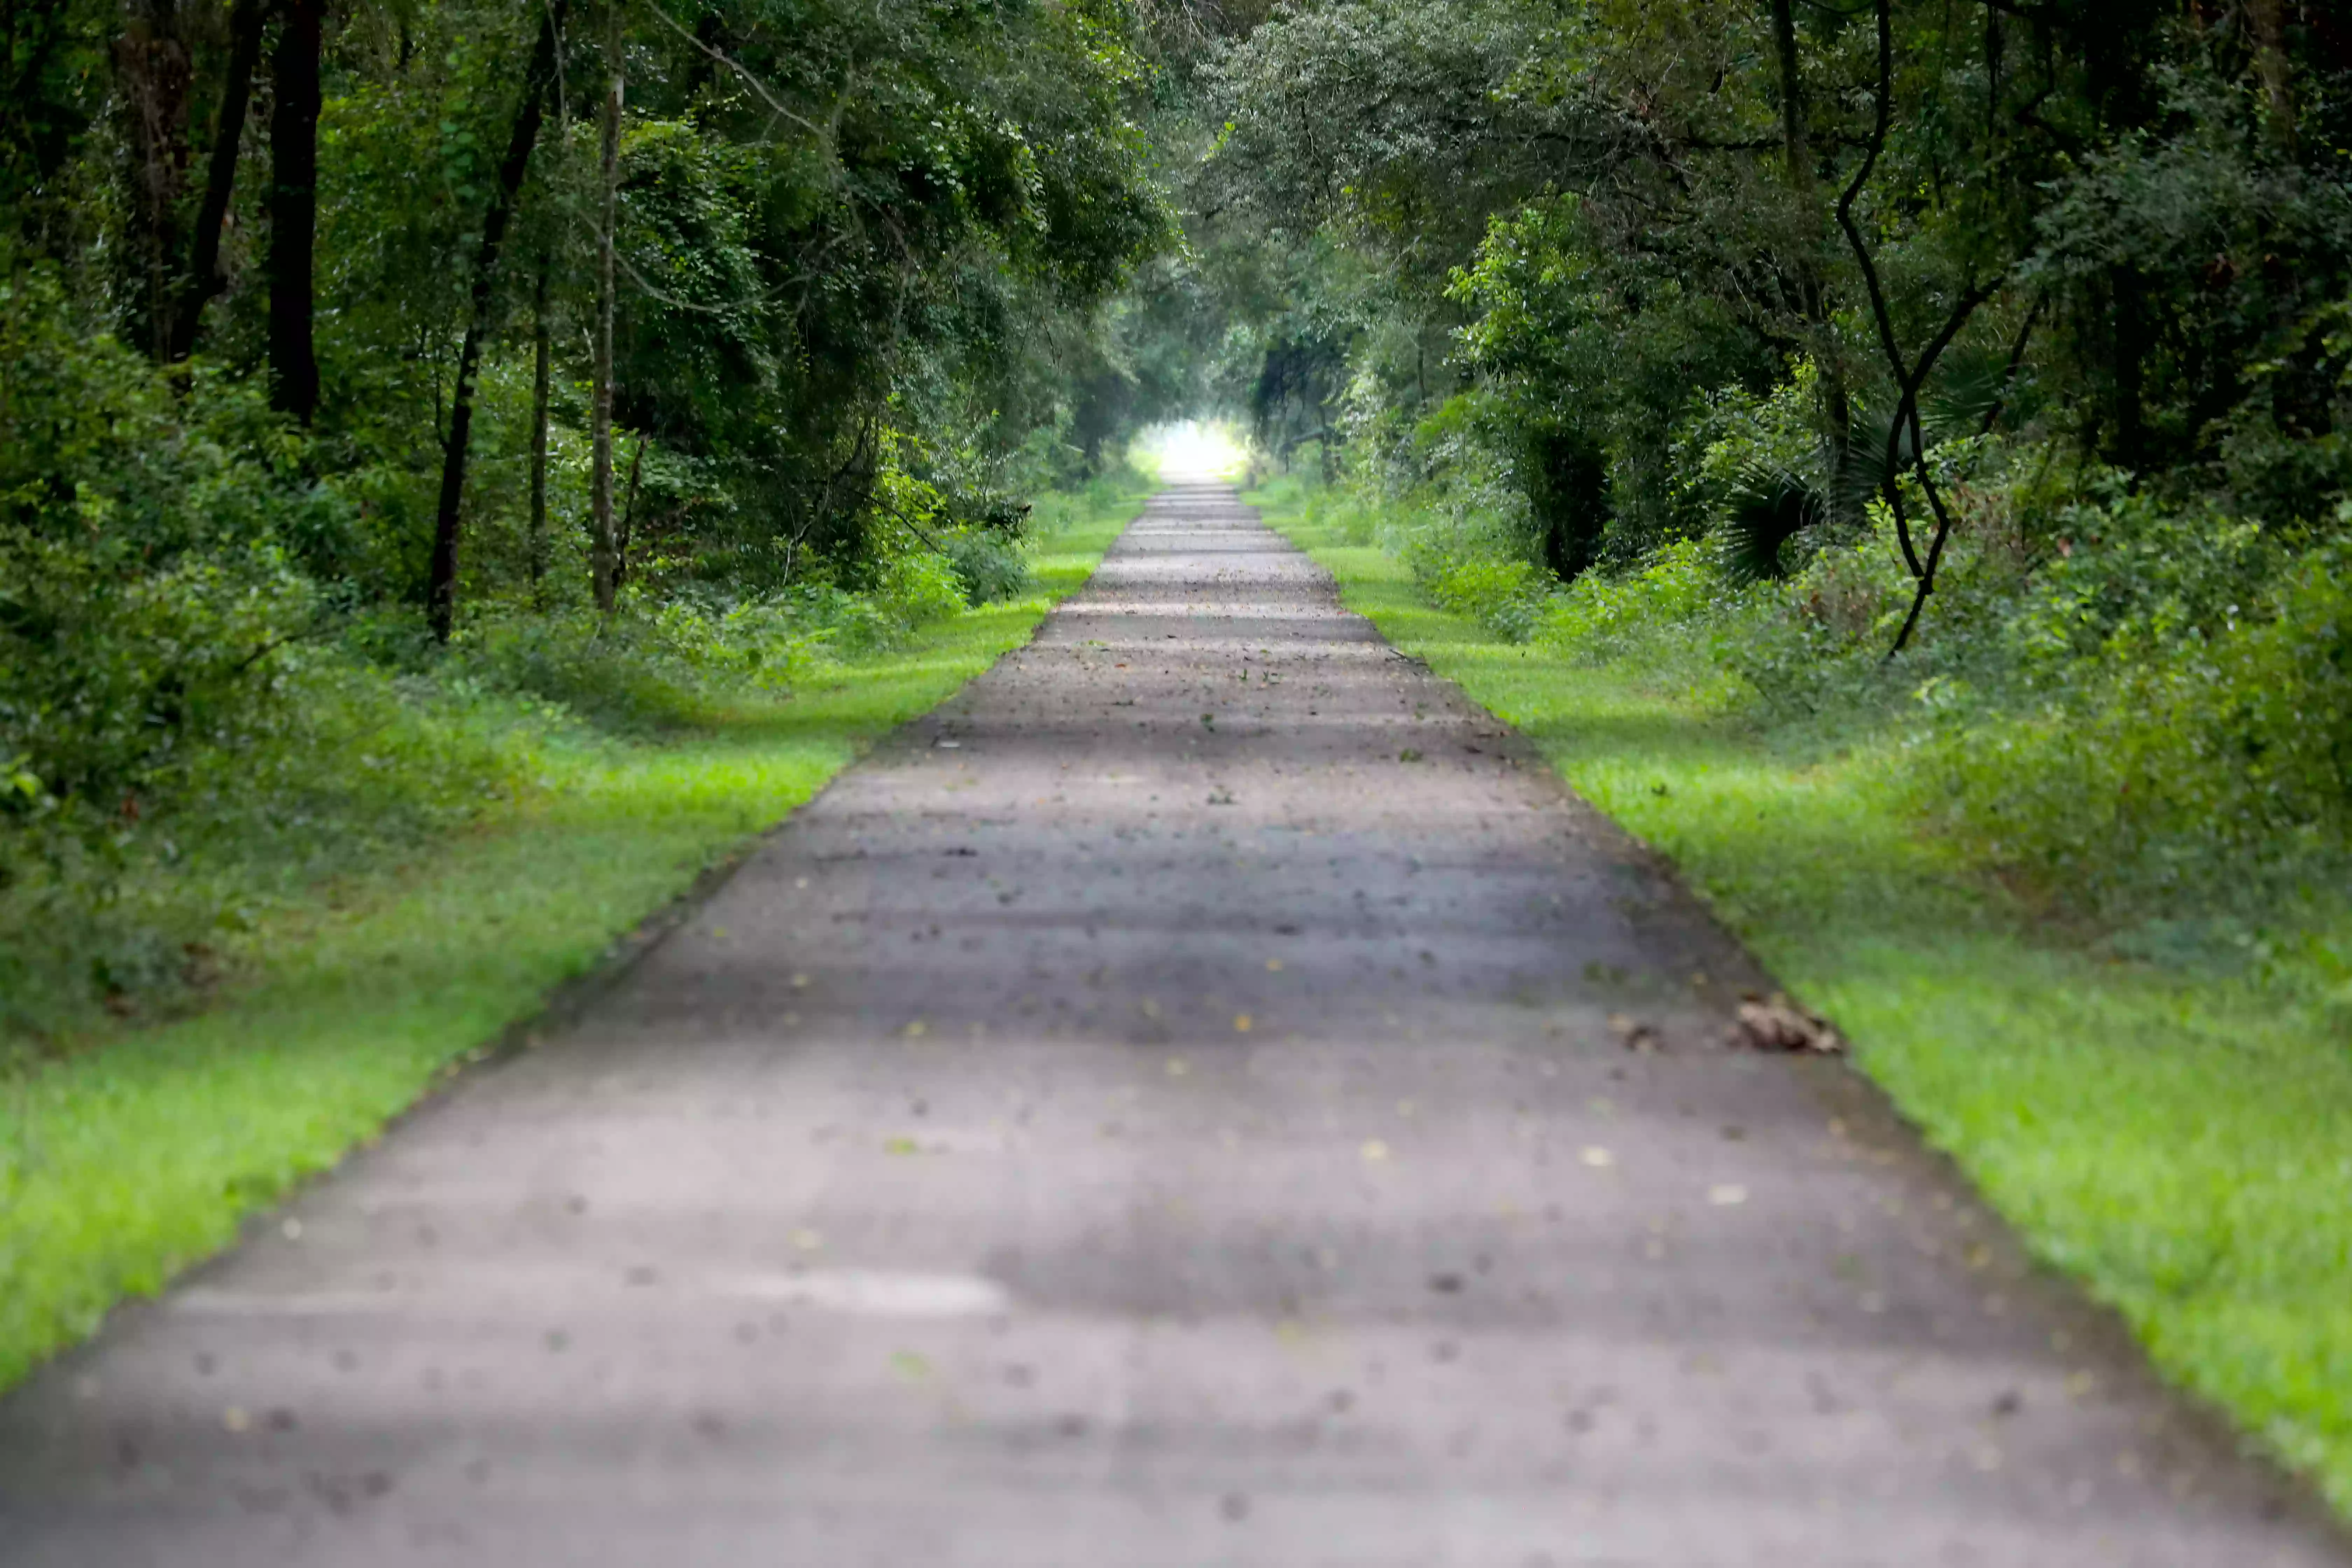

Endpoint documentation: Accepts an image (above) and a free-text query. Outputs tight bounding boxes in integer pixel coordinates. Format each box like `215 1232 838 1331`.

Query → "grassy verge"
1251 476 2352 1516
0 483 1143 1394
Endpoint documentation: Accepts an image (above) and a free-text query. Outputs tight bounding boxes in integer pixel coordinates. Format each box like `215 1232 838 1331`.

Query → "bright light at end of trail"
1138 420 1249 482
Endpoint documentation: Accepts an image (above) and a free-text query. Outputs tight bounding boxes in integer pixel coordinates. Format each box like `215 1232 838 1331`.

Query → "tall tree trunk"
1768 0 1851 521
268 0 322 422
528 251 553 600
169 0 266 362
114 0 193 360
614 432 645 592
425 0 567 643
589 0 624 614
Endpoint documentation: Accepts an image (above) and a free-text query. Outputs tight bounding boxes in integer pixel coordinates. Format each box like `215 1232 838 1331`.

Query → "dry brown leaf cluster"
1728 994 1846 1055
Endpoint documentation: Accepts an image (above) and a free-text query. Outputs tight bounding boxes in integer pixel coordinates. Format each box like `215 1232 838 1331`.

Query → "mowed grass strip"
0 492 1141 1394
1254 485 2352 1518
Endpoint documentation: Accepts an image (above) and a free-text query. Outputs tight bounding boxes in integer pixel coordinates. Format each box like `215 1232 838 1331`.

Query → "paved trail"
1 485 2341 1566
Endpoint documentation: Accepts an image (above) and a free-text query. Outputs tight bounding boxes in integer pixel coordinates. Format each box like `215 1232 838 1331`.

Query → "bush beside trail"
1261 459 2352 990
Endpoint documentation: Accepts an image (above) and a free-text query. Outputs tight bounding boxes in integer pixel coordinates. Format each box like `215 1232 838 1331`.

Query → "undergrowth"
1263 458 2352 993
0 467 1152 1051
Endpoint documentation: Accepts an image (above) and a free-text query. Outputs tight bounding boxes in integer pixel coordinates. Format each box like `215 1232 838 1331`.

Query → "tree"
529 250 554 597
269 0 322 422
113 0 193 360
425 0 568 642
590 0 624 614
170 0 266 362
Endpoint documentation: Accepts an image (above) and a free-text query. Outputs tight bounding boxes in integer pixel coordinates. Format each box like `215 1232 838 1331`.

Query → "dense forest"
4 0 2349 1016
1177 0 2352 957
1 0 1183 1031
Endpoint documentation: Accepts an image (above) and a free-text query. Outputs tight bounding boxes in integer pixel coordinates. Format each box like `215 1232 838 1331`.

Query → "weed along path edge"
1 485 2343 1564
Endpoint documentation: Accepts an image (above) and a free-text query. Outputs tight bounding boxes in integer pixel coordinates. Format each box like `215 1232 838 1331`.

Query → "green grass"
1252 478 2352 1517
0 486 1142 1395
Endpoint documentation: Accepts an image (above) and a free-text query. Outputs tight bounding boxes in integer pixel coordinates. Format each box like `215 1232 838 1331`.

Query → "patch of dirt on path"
1 485 2342 1566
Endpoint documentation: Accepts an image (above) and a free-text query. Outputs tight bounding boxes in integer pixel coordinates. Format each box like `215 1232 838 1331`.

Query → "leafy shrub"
1345 440 2351 940
459 612 716 732
456 560 974 731
1538 539 1741 664
0 272 336 817
1 653 537 1043
2000 479 2283 671
1396 498 1556 642
1419 548 1553 640
942 527 1034 604
870 548 970 630
1905 537 2352 922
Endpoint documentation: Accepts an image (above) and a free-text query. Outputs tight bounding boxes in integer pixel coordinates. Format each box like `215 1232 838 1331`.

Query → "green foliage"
1 655 538 1043
1908 536 2352 927
941 527 1036 606
0 458 1140 1046
1291 438 2352 954
0 272 326 816
1185 0 2352 957
0 0 1178 1044
1539 539 1751 680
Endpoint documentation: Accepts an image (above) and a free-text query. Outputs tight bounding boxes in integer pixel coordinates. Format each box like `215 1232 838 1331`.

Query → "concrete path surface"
1 485 2342 1566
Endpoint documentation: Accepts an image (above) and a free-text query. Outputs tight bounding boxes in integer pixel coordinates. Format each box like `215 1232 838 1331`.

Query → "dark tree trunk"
528 252 553 598
268 0 322 422
425 0 567 643
589 0 624 614
169 0 266 361
1768 0 1808 189
113 0 194 360
1768 0 1852 520
614 433 645 593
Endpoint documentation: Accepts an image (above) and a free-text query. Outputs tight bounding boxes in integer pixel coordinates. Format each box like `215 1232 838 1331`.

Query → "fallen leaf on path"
1360 1139 1391 1163
1234 1013 1253 1033
1606 1013 1661 1053
1581 1146 1616 1169
1708 1184 1749 1206
1728 993 1845 1054
1166 1057 1190 1078
790 1227 824 1252
884 1136 921 1155
1266 958 1284 972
